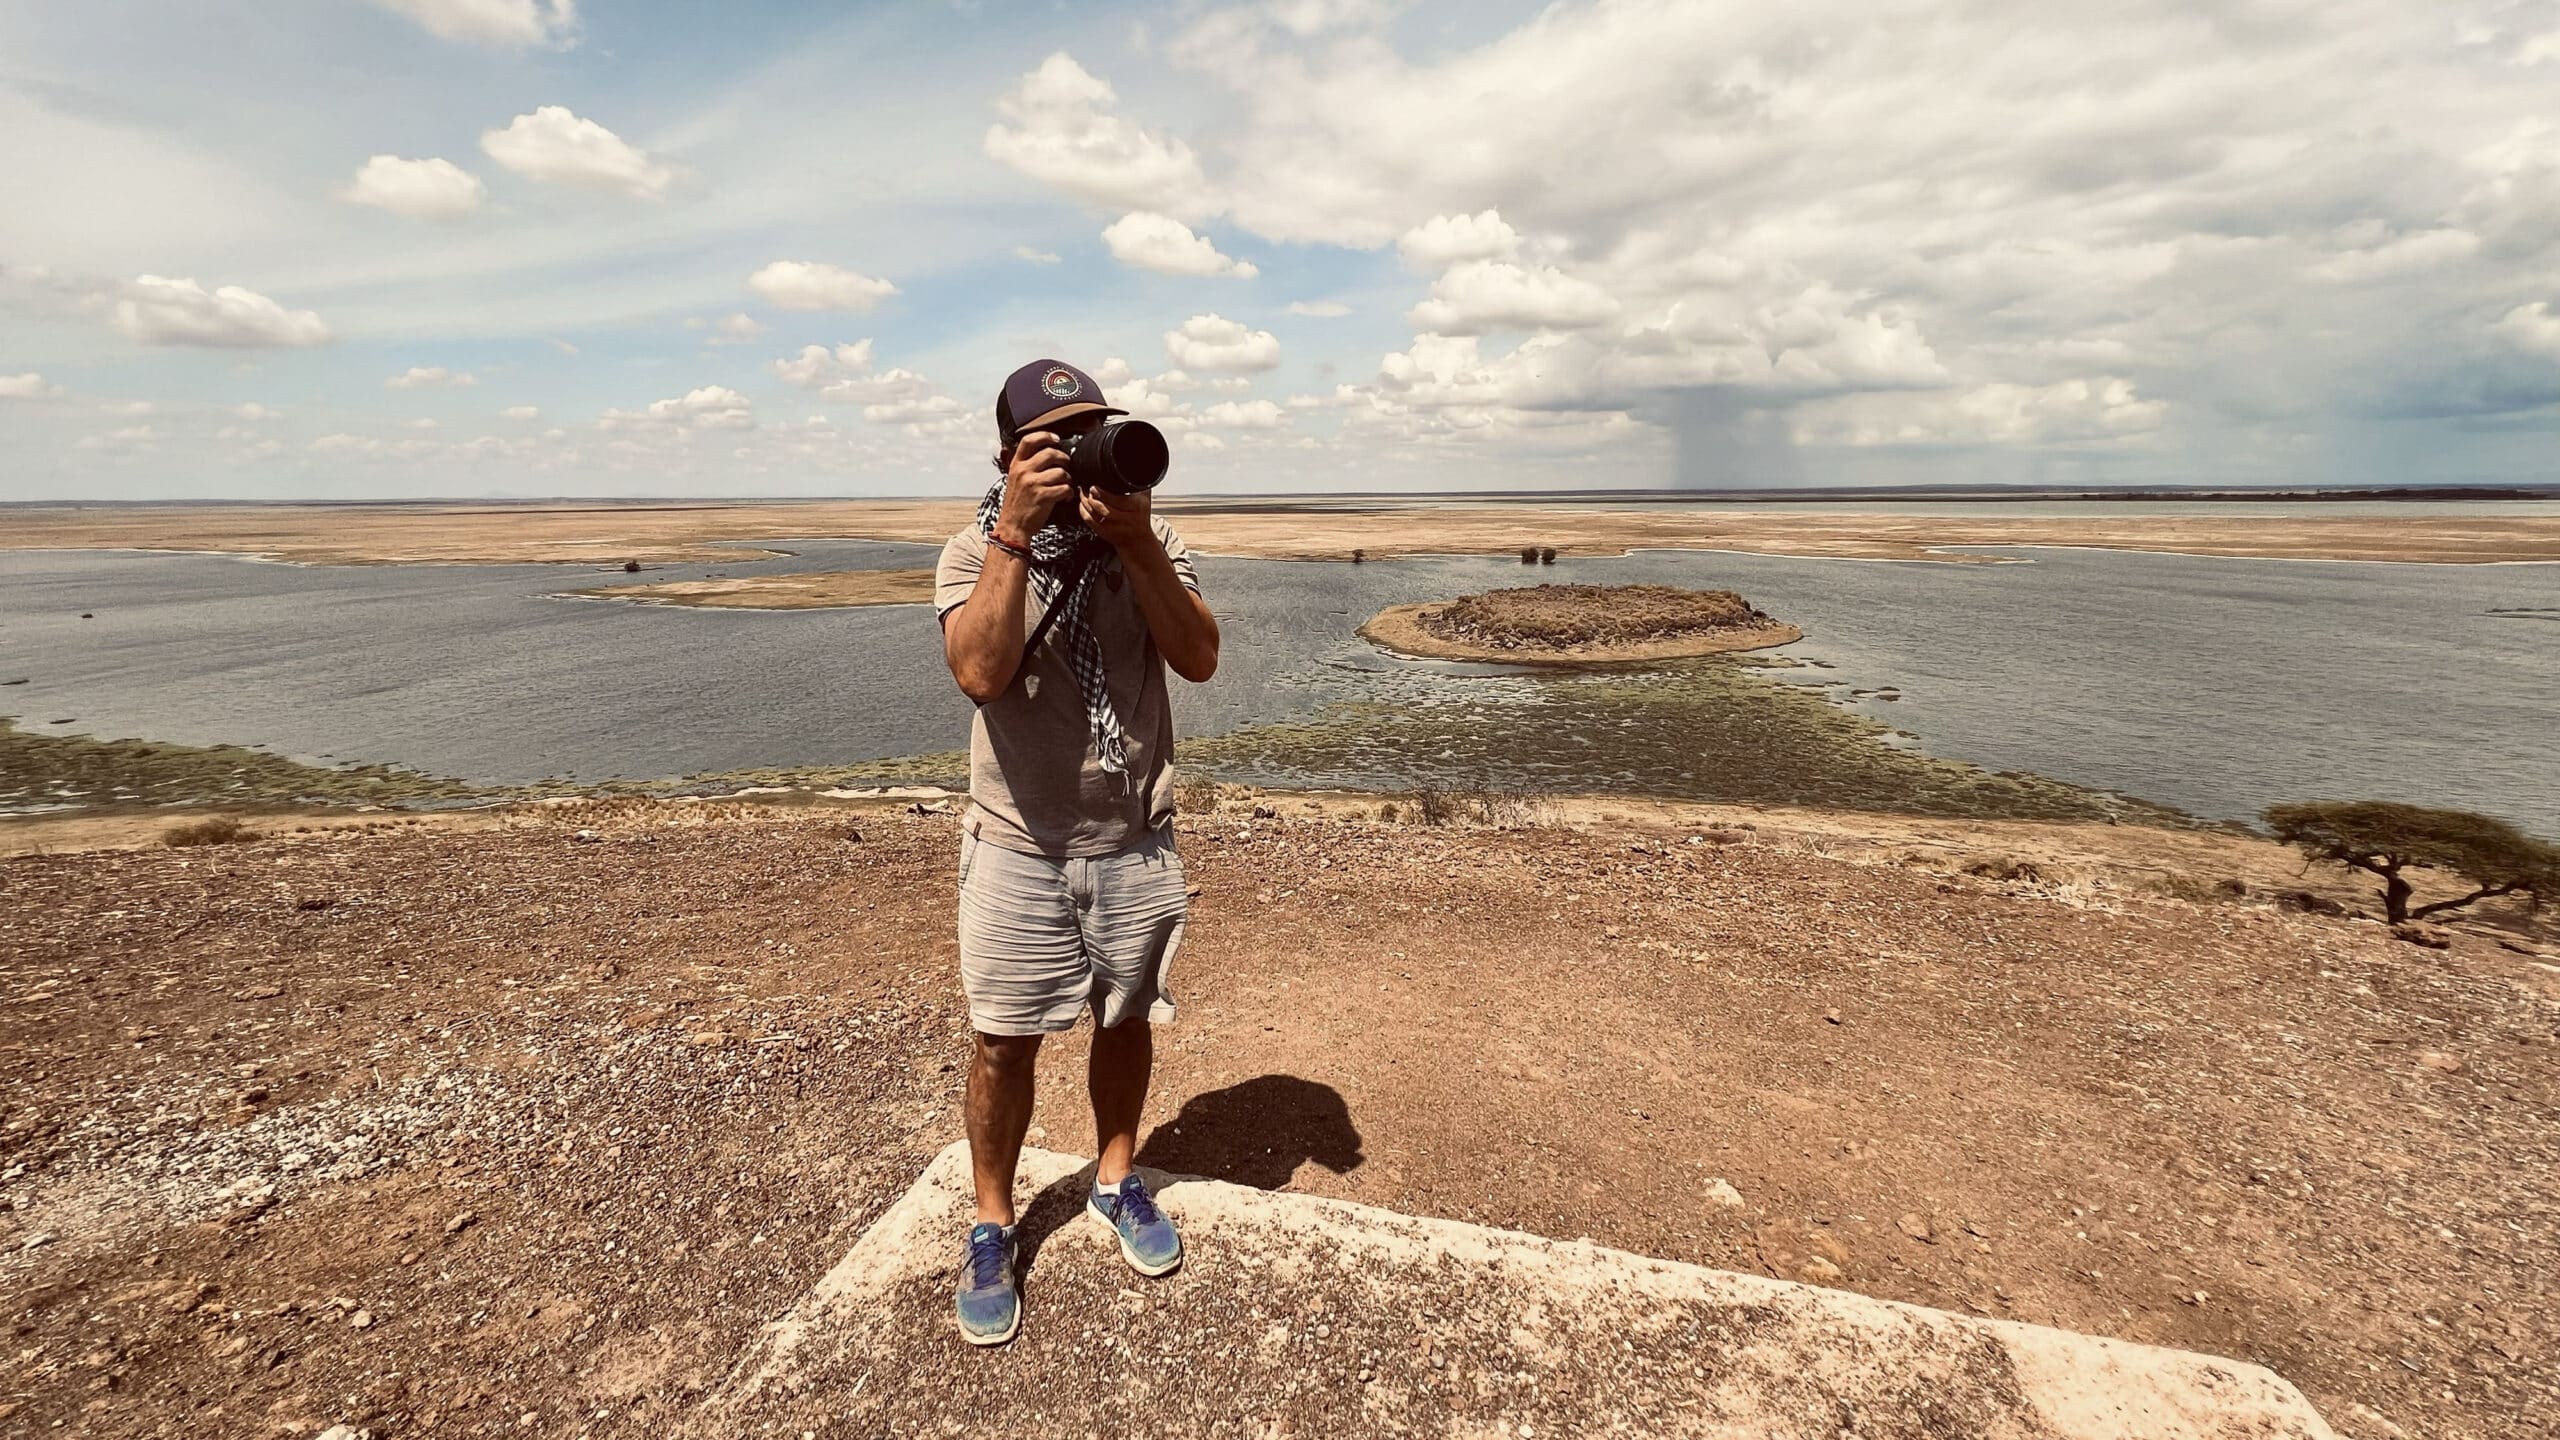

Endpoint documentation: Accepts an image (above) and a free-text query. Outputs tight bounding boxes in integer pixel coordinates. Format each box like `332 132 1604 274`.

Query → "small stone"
315 1426 371 1440
1897 1212 1935 1243
2415 1051 2464 1074
349 1309 373 1329
445 1210 479 1236
1822 1009 1843 1025
1798 1257 1845 1282
1701 1179 1745 1210
21 1232 54 1250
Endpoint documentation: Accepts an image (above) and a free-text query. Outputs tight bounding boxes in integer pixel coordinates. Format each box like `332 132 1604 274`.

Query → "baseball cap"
996 358 1126 444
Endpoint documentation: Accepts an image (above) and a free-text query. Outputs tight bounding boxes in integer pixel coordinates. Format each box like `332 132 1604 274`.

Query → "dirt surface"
3 799 2554 1439
1364 583 1802 663
567 570 935 611
8 498 2560 567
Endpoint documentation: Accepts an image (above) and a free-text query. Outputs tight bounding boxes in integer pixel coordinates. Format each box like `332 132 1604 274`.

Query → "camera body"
1058 419 1170 495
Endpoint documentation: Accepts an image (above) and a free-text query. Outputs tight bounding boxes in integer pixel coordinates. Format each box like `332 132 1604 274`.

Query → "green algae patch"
1 716 492 814
1176 659 2191 825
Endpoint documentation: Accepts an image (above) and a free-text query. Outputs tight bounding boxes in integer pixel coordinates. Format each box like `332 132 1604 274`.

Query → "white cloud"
1287 300 1351 317
101 400 155 415
502 405 541 419
385 366 477 389
234 402 281 420
1092 357 1136 386
1165 313 1281 371
480 107 674 200
1014 245 1063 264
110 275 331 348
772 341 877 389
2493 301 2560 356
1398 210 1521 270
985 54 1214 219
748 261 898 312
1406 260 1619 334
340 155 486 220
600 385 756 431
0 372 61 400
374 0 577 48
1200 398 1286 429
687 311 766 344
1102 212 1258 277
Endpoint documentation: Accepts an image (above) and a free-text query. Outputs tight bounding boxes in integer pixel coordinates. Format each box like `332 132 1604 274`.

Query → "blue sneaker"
954 1222 1020 1346
1088 1173 1183 1276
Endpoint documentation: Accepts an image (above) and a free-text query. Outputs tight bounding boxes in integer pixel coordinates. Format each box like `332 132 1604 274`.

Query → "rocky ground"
2 797 2554 1439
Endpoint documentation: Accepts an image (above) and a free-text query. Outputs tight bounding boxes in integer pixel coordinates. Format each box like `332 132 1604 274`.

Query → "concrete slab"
695 1143 2336 1439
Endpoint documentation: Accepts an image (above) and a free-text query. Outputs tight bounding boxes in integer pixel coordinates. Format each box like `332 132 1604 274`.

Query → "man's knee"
974 1031 1043 1073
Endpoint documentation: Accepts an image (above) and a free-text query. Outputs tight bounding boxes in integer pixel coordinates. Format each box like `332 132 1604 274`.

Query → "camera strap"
1018 538 1104 669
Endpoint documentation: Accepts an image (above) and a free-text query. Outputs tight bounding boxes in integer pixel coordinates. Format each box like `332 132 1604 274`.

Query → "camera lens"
1065 420 1169 494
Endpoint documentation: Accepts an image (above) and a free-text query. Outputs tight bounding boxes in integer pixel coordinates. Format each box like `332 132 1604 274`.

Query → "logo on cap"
1041 366 1082 400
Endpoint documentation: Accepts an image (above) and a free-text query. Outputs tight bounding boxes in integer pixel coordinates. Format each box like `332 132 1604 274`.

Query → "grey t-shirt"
935 519 1201 858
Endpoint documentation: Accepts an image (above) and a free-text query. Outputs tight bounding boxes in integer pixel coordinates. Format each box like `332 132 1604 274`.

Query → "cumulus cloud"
687 312 766 344
234 403 281 420
2494 301 2560 356
1398 210 1522 270
772 340 877 388
385 366 477 389
340 155 486 220
1102 212 1258 277
480 107 673 200
502 405 541 419
0 372 62 400
1200 398 1286 429
599 385 756 431
1406 260 1619 334
1014 245 1063 264
110 276 331 348
1165 313 1281 371
768 340 970 435
1288 300 1351 317
375 0 577 47
985 54 1214 219
748 261 898 312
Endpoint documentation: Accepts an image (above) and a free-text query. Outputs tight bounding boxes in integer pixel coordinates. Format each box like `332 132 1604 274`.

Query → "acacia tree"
2264 801 2557 925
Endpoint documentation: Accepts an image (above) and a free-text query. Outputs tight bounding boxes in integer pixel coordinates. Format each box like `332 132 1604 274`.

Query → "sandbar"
1360 600 1802 663
570 568 935 610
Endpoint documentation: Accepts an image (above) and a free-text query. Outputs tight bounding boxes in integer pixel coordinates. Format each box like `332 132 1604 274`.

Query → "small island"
1361 582 1801 663
568 568 936 610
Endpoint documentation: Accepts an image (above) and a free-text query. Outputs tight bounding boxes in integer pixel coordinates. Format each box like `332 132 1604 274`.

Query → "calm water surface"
2 536 2553 829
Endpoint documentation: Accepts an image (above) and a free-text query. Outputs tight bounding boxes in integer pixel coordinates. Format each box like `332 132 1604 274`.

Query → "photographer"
933 358 1219 1346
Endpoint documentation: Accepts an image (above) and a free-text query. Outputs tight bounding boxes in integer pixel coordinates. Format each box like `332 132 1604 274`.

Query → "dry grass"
1420 583 1769 652
161 815 253 848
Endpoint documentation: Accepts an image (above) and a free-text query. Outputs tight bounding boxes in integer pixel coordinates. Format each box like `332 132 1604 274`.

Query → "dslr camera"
1058 419 1170 495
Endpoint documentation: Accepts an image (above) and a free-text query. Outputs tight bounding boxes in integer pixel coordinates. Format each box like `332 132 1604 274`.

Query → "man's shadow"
1013 1074 1364 1276
1135 1073 1366 1191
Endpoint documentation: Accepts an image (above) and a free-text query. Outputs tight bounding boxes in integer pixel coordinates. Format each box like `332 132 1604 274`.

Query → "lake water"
2 536 2555 830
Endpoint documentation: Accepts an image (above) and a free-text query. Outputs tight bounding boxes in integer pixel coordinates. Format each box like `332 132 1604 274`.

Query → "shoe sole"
1088 1197 1184 1277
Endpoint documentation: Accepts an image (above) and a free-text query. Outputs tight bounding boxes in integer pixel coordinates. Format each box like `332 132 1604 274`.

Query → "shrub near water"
1420 583 1769 652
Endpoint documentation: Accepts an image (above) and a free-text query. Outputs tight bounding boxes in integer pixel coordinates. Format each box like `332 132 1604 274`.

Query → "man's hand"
1078 484 1155 555
994 431 1074 548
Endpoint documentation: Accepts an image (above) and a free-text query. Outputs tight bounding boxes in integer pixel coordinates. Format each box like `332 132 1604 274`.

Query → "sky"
1 0 2556 500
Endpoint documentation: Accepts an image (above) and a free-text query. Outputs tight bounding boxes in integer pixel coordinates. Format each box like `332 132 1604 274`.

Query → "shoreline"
565 568 936 610
7 498 2560 566
1358 599 1804 664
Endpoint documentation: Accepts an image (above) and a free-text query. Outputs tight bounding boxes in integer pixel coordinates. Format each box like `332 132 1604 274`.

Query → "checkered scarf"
975 479 1132 789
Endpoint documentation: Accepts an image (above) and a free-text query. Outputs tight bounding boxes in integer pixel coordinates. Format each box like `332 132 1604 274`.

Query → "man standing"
934 359 1220 1346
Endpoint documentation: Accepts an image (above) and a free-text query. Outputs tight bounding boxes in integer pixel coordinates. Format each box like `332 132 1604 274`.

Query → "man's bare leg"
967 1032 1042 1225
1088 1016 1152 1186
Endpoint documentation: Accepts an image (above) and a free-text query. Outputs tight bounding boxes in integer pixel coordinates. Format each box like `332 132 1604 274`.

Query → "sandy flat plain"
8 497 2560 567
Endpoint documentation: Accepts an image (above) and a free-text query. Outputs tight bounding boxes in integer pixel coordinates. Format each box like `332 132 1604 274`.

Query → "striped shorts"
956 824 1188 1037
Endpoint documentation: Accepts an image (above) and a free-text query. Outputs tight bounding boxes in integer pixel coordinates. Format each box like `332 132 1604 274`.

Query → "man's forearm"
1120 540 1219 682
945 547 1033 703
